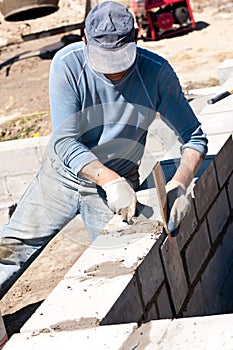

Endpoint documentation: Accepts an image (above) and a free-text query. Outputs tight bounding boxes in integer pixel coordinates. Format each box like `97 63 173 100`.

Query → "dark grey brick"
185 220 211 284
207 188 230 243
194 161 218 220
214 135 233 188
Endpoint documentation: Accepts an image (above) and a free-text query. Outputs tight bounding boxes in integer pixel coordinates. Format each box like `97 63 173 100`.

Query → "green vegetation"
0 111 51 142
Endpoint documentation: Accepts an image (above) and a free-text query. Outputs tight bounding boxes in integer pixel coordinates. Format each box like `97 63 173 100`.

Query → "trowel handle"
207 89 233 104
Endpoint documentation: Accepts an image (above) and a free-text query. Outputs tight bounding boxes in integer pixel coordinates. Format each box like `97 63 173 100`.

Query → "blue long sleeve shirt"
49 42 208 178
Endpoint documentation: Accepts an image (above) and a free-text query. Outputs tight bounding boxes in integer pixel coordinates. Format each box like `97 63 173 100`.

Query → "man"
0 1 207 297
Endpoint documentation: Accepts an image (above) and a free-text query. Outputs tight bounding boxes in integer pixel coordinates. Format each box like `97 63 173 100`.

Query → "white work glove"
102 177 137 223
166 180 191 233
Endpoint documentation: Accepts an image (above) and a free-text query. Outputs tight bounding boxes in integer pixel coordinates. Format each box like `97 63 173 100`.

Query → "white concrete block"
218 59 233 85
0 148 40 174
21 221 161 333
189 86 221 97
142 314 233 350
66 225 161 277
118 319 171 349
0 136 49 152
0 178 8 198
190 83 233 159
0 198 19 226
0 136 49 175
0 208 9 227
4 324 137 350
198 109 233 136
205 133 232 156
21 275 133 333
190 95 210 116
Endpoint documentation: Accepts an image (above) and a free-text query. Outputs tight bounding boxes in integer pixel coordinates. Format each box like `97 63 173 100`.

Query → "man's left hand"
166 180 191 233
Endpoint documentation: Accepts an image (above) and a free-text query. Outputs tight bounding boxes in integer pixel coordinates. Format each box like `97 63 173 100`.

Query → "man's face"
83 36 128 80
103 70 128 81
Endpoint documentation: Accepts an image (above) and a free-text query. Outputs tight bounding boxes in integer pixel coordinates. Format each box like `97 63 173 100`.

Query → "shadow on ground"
3 300 43 337
195 21 210 31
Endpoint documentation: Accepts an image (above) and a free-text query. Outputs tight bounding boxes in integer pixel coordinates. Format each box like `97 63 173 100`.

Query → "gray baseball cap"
85 1 136 74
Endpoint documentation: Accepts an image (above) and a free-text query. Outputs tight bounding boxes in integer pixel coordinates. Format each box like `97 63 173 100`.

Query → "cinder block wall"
1 135 233 330
0 136 49 226
101 134 233 325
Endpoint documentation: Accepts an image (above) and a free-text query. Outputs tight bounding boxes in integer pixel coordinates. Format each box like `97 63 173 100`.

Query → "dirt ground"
0 0 233 338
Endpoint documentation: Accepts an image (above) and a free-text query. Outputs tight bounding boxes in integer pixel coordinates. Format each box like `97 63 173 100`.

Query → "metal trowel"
151 162 169 235
152 161 179 238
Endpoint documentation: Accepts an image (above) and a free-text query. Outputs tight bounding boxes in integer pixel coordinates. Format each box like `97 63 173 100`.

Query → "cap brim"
86 41 136 74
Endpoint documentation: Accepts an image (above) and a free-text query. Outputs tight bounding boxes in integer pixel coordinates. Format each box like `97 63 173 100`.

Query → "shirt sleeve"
157 62 208 157
49 49 97 176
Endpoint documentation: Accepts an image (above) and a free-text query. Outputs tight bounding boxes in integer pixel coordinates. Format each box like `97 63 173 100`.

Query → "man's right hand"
103 177 137 223
79 160 137 222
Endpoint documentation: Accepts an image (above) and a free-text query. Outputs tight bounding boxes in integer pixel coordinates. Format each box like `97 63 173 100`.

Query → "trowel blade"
152 162 169 235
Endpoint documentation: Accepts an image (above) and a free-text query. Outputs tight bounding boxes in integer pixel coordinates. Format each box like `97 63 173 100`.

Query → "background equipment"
133 0 196 40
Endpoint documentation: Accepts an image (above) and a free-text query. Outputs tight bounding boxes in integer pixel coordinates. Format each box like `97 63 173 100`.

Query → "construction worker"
0 1 207 298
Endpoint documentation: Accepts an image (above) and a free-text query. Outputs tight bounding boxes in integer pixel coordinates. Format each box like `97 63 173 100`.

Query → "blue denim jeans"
0 149 140 298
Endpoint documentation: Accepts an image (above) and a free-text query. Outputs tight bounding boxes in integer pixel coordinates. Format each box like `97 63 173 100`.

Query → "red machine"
133 0 196 41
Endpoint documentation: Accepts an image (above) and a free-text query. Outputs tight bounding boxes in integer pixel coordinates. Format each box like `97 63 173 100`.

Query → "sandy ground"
0 0 233 338
0 0 232 139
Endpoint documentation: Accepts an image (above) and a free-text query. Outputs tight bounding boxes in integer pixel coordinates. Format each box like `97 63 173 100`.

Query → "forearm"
172 148 203 189
79 160 120 187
